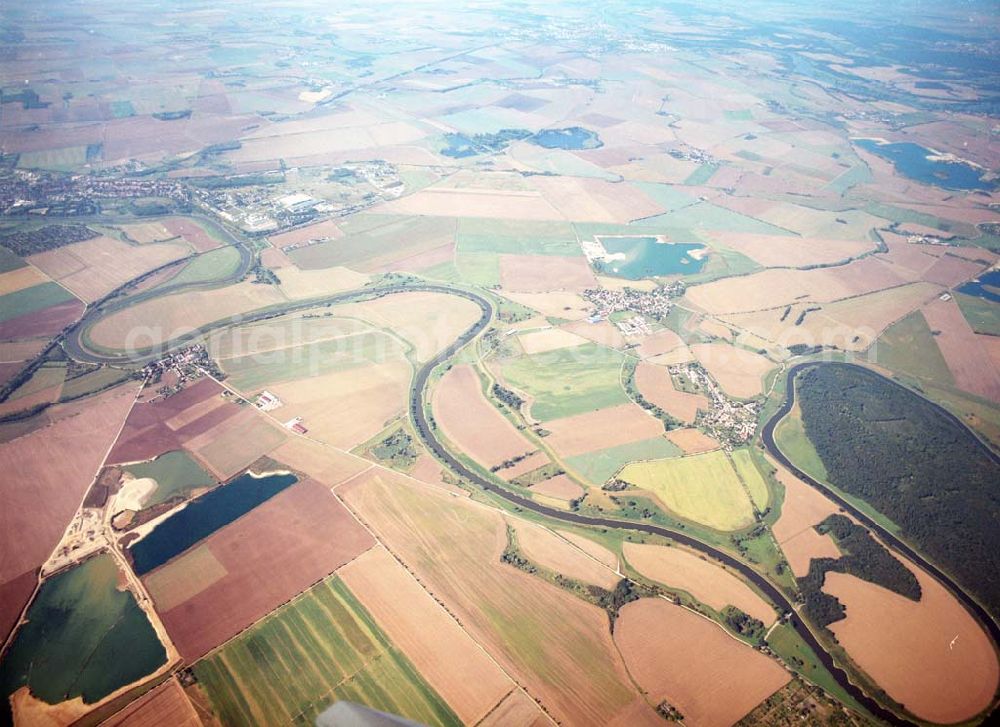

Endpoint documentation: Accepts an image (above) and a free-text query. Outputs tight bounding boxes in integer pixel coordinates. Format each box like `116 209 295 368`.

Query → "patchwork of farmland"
194 576 461 727
3 2 1000 725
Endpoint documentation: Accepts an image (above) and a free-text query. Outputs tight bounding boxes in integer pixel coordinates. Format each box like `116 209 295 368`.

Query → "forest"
796 363 1000 618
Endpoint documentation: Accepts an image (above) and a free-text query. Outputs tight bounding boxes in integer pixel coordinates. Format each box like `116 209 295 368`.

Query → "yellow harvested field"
709 232 875 268
685 258 910 315
557 531 619 571
623 542 775 624
30 236 190 303
517 328 589 354
0 340 47 361
188 408 287 479
615 599 790 726
825 564 998 724
922 296 1000 403
209 315 372 360
619 452 755 531
690 342 774 398
698 317 734 340
723 282 942 353
543 403 665 458
634 329 684 359
335 290 482 361
270 437 369 488
376 187 564 220
340 469 659 725
634 362 707 424
531 474 585 501
769 460 841 577
0 266 49 295
476 689 546 727
499 450 551 481
433 364 538 469
339 546 516 724
144 544 228 612
511 520 620 589
101 678 202 727
500 254 597 293
499 291 592 320
89 281 286 350
276 265 370 300
665 427 719 453
530 176 665 224
266 358 412 450
647 347 695 367
562 320 625 349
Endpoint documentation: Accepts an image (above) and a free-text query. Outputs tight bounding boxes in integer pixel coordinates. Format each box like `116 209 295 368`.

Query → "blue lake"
129 470 298 575
593 236 706 279
957 269 1000 304
855 139 996 192
530 127 602 150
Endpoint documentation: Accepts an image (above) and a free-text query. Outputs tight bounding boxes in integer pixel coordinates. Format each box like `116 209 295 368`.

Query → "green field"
0 246 25 273
166 246 242 288
0 282 77 323
8 361 65 401
289 215 456 271
123 450 217 507
955 291 1000 335
456 218 579 256
453 251 500 287
873 310 954 386
773 407 828 483
566 436 681 485
683 163 719 186
502 343 628 421
59 367 132 401
618 451 756 531
17 146 89 172
731 448 769 510
194 576 460 727
765 623 866 716
0 554 166 715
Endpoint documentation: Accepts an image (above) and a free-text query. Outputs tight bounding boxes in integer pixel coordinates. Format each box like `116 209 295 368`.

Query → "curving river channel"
67 281 1000 725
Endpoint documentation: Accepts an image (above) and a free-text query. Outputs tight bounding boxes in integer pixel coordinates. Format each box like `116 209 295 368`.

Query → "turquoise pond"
592 237 707 279
855 139 996 192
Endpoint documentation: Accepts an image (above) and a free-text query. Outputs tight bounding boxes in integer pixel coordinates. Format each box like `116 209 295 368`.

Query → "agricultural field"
623 542 776 624
340 468 660 725
432 364 541 472
145 478 374 661
566 436 681 485
193 575 460 727
824 561 998 724
101 679 201 727
339 547 522 725
618 452 756 530
501 342 629 421
614 598 789 725
29 235 191 303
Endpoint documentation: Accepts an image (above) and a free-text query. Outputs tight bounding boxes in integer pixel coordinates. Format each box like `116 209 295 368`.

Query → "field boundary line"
332 492 557 727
